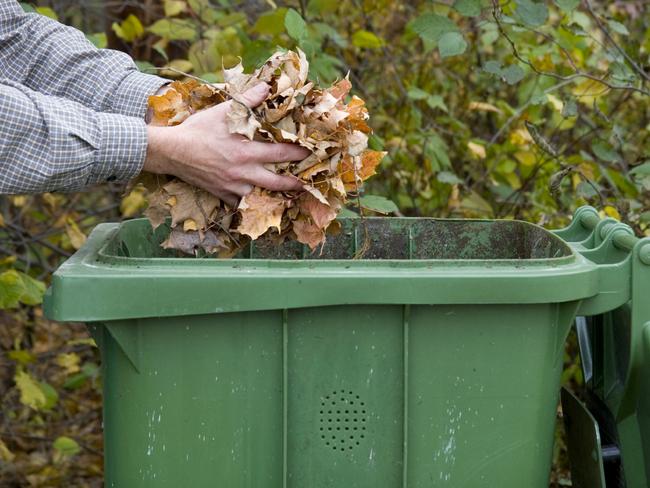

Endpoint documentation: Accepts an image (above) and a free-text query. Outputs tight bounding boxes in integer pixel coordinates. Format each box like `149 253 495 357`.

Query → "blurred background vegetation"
1 0 649 485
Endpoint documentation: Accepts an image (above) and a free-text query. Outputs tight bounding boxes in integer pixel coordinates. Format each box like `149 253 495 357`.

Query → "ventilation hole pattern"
319 390 367 452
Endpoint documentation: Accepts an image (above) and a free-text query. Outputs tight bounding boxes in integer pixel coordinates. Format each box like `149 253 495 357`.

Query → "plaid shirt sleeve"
0 0 170 194
0 0 168 118
0 80 148 194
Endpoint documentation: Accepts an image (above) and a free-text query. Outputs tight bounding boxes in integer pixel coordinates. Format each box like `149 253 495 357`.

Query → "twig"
583 0 650 84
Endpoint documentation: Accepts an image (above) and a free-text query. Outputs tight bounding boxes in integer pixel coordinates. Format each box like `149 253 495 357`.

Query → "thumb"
237 83 270 108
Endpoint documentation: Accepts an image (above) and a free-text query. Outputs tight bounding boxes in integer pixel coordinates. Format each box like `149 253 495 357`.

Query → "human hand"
143 83 309 207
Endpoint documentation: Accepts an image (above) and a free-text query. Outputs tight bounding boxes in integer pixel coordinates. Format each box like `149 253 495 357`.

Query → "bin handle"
577 210 642 254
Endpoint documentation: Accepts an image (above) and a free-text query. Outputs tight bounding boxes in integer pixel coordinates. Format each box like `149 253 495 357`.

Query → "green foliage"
358 195 399 214
0 269 46 308
3 1 650 485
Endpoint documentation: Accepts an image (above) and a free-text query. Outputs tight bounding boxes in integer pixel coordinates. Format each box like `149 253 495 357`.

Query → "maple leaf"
299 192 338 229
236 188 287 239
293 216 325 250
143 49 387 255
227 101 262 141
163 180 220 229
143 188 170 230
148 89 188 126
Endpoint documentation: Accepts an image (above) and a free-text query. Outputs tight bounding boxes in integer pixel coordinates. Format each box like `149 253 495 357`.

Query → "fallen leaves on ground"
142 49 385 255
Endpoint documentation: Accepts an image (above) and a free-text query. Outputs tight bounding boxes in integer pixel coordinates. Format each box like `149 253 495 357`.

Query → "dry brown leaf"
237 188 287 239
163 180 220 229
143 49 386 255
143 189 170 230
293 216 325 250
299 193 337 229
227 101 261 141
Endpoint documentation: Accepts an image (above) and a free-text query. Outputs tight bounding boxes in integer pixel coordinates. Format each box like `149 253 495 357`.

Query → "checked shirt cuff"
111 70 169 119
88 112 148 185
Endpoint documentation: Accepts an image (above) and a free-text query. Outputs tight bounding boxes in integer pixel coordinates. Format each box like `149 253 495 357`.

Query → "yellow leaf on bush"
164 0 187 17
11 196 26 207
509 128 533 146
602 206 621 220
161 59 194 77
468 141 486 159
573 79 610 106
55 353 81 374
112 14 144 43
8 349 35 365
121 188 146 217
14 369 46 410
0 439 14 462
514 151 536 166
468 101 501 113
65 220 86 250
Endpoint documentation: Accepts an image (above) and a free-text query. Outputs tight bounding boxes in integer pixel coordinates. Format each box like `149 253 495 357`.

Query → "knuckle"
225 165 245 182
230 147 247 164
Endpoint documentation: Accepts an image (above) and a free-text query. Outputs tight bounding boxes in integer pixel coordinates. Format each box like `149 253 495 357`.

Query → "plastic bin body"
44 216 621 488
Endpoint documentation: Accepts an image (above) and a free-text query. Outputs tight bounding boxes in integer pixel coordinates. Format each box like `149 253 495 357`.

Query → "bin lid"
44 217 601 322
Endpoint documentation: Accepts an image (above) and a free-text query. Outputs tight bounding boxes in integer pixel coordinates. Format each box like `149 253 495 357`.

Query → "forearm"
0 80 146 194
0 0 168 118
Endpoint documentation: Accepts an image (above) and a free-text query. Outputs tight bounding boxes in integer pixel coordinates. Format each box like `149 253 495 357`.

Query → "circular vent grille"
319 390 367 452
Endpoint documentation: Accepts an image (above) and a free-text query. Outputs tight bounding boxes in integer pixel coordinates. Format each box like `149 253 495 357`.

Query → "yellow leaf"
509 128 533 146
0 439 15 462
41 192 60 211
183 219 198 232
11 196 26 207
0 255 16 265
65 219 87 250
468 101 502 113
460 191 494 218
573 79 610 106
67 338 97 347
14 369 46 410
514 151 536 166
546 94 564 112
166 195 178 207
55 353 80 374
0 212 4 227
602 206 621 220
121 188 146 217
467 141 486 159
8 349 35 365
112 14 144 43
161 59 194 77
163 0 187 17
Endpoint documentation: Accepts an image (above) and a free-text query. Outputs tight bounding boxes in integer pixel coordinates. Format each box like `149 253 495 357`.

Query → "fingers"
240 140 311 164
245 166 303 192
237 83 270 108
220 193 240 209
230 183 254 197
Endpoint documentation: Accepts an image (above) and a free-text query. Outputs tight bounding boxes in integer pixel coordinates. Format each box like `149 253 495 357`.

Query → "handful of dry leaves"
142 49 385 257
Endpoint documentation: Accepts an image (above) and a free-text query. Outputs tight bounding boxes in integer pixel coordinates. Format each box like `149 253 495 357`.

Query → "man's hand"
144 83 309 207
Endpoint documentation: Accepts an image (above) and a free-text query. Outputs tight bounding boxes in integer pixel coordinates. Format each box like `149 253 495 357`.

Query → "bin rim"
43 219 605 323
98 216 575 267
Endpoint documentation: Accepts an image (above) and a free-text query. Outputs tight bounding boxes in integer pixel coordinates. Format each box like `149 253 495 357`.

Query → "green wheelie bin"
43 206 650 487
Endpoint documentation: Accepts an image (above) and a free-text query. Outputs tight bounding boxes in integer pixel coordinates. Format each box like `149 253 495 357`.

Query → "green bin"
43 206 650 487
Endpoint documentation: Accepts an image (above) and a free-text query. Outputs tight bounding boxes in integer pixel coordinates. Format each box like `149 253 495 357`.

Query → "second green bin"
44 210 649 487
